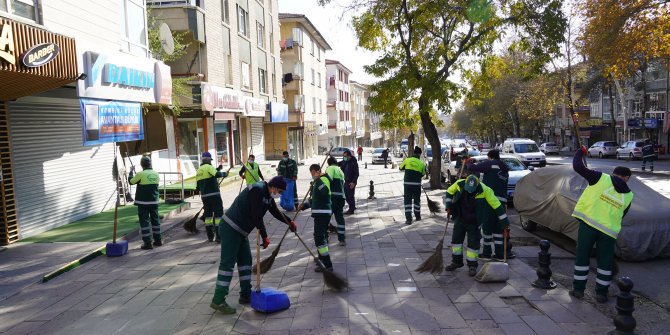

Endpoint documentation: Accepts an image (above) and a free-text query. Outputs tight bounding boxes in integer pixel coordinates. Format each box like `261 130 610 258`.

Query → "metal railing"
158 172 184 202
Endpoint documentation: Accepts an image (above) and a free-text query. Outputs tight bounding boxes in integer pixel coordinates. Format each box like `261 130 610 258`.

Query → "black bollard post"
609 277 636 335
367 180 376 199
531 240 557 289
365 162 368 169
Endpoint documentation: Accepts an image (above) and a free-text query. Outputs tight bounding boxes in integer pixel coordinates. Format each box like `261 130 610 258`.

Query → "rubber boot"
445 263 463 271
468 266 478 277
238 293 251 305
214 225 221 243
206 225 214 242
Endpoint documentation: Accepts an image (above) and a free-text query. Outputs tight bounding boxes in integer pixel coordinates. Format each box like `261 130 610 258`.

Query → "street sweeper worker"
399 146 427 225
128 155 161 250
210 176 297 314
325 156 346 246
277 150 299 209
465 149 514 260
239 154 264 185
196 152 228 242
569 147 633 303
298 164 335 272
444 174 510 276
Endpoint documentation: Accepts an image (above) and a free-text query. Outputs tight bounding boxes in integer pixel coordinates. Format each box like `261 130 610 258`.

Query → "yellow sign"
0 23 16 65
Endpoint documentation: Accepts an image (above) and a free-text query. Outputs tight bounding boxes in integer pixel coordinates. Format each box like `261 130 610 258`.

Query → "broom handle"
112 143 119 243
440 215 451 240
256 230 261 292
571 113 587 167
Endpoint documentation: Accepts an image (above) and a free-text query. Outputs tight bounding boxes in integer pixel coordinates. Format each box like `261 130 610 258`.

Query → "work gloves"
580 146 587 155
262 236 270 249
217 164 223 171
292 176 297 181
288 220 297 233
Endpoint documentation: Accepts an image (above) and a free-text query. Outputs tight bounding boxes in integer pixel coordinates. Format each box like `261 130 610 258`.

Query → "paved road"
545 154 670 175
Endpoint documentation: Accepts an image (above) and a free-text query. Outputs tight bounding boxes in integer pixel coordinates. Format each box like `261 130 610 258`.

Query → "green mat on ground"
22 202 186 243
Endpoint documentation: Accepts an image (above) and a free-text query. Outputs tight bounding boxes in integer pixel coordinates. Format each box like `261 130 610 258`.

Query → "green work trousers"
403 184 421 221
314 216 333 268
212 223 252 304
332 198 346 242
451 219 481 267
573 220 615 296
481 217 503 258
137 205 160 244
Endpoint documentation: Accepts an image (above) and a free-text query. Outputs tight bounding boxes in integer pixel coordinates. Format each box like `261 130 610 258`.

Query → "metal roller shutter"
8 89 117 239
250 117 265 162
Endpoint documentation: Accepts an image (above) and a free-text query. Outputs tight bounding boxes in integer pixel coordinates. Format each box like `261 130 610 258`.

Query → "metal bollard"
609 277 636 335
365 162 368 169
531 240 557 289
368 180 376 199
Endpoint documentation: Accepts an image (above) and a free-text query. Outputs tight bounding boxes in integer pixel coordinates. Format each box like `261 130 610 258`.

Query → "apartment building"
350 81 368 146
325 59 353 149
265 13 331 161
149 0 283 173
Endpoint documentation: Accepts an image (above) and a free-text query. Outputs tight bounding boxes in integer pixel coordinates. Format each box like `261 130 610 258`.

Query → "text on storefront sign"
21 43 60 67
0 23 15 65
103 64 155 89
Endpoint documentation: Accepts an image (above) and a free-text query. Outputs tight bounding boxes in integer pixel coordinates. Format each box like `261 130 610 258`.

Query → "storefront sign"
270 102 288 122
0 22 15 65
627 119 641 127
80 98 144 146
21 43 60 67
201 84 244 112
244 97 266 117
586 118 602 126
643 118 658 128
80 51 171 104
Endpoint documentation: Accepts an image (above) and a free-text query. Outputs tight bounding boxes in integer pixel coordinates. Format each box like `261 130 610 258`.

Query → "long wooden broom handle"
256 230 261 292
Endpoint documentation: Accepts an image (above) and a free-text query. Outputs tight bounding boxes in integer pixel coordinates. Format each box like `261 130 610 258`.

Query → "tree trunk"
418 97 442 189
408 131 415 156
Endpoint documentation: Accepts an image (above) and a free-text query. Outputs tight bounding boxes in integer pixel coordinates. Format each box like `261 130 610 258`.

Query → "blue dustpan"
251 287 290 313
106 240 128 257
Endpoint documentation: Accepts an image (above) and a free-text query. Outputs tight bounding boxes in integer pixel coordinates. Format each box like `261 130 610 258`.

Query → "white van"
501 138 546 167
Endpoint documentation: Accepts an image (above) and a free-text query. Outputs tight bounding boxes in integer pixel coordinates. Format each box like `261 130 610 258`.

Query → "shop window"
1 0 38 22
120 0 148 57
178 119 205 172
215 122 230 166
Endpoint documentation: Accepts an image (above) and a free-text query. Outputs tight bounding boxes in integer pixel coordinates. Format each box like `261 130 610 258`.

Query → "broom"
422 188 441 214
415 214 451 274
293 218 348 291
253 150 332 274
571 113 588 167
183 165 234 233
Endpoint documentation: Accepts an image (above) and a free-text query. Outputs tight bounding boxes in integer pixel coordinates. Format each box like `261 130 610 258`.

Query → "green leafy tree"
339 0 566 188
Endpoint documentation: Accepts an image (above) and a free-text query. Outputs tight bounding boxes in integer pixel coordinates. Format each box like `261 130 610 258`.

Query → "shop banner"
80 98 144 146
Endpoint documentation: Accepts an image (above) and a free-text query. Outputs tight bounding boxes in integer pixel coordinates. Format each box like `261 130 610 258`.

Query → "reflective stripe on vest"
572 174 633 239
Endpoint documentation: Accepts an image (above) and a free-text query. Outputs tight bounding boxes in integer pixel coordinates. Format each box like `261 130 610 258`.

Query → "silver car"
467 155 533 204
329 147 352 157
539 142 559 155
587 141 618 158
616 141 644 160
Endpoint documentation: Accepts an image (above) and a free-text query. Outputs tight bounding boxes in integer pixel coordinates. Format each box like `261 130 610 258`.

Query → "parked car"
467 155 533 204
329 147 352 157
371 148 387 164
587 141 618 158
539 142 559 155
501 138 546 167
514 165 670 261
439 147 481 183
616 141 644 160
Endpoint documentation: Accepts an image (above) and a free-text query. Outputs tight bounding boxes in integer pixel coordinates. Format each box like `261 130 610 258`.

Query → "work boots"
140 242 153 250
205 226 215 242
210 300 236 314
445 263 463 271
468 266 478 277
214 226 221 243
238 293 251 305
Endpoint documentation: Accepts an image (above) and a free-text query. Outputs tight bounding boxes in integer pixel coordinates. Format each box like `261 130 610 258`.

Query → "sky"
278 0 380 85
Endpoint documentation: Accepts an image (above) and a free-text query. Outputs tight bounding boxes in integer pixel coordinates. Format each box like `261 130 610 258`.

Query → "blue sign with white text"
80 98 144 146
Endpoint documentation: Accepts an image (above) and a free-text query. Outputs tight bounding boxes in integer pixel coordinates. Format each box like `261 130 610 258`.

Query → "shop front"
264 101 297 161
201 83 245 168
0 18 78 244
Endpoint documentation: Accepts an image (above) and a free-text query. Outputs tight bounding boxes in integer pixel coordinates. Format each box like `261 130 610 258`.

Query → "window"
317 47 321 60
237 5 249 37
318 72 321 88
269 16 274 53
319 98 322 113
313 97 317 114
272 71 276 96
256 21 265 48
242 61 251 89
221 0 229 24
222 26 233 85
311 68 315 85
259 68 267 93
1 0 38 21
120 0 148 57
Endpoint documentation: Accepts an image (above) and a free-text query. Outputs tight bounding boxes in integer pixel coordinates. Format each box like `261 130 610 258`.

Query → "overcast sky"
278 0 380 85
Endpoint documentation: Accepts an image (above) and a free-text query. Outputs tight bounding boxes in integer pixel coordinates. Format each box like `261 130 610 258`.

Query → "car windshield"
635 142 644 147
604 142 617 147
501 158 526 171
374 148 384 153
426 148 433 157
514 143 540 153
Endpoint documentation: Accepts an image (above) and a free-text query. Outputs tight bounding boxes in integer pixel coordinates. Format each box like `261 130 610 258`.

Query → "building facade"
325 59 353 149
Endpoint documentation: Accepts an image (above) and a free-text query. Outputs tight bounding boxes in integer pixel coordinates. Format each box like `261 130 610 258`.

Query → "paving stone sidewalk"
0 157 614 335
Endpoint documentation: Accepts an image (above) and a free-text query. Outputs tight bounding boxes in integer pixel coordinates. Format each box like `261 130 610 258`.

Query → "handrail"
158 172 184 201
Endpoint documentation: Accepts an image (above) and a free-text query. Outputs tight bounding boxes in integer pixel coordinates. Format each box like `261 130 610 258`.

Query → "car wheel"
587 151 592 158
598 152 603 159
616 152 621 160
520 216 538 232
629 153 633 161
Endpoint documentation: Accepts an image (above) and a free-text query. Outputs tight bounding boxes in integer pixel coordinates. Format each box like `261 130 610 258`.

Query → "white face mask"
248 160 254 164
271 193 281 199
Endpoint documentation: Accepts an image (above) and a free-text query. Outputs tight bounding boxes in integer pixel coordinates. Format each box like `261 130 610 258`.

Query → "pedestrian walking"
277 150 299 210
357 145 363 161
381 148 389 168
444 175 510 276
128 156 161 250
239 154 264 185
298 164 335 272
569 147 633 303
325 157 346 245
196 152 229 242
465 149 515 260
339 150 359 214
210 176 297 314
642 139 655 172
399 146 427 225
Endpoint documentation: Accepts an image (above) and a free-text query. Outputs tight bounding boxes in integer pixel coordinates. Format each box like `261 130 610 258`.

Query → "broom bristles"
415 240 444 274
426 196 441 214
253 242 281 274
322 268 348 291
183 208 203 234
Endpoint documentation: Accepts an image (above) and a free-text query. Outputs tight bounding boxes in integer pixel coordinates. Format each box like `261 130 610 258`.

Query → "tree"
341 0 566 188
368 77 421 152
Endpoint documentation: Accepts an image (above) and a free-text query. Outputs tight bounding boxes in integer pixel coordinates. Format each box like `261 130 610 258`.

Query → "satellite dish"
159 23 175 55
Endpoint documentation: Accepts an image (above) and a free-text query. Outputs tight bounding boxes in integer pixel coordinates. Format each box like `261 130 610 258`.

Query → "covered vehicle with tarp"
514 165 670 261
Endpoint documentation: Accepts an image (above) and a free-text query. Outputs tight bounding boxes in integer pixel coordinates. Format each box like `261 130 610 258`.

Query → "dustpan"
250 231 290 313
474 227 509 282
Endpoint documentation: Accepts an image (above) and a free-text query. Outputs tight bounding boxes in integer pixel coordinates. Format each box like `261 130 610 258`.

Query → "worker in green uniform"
128 156 161 250
325 156 346 246
239 154 264 185
298 164 334 272
570 147 633 303
444 175 510 276
277 150 299 210
399 146 427 225
641 139 656 172
196 152 228 242
210 176 297 314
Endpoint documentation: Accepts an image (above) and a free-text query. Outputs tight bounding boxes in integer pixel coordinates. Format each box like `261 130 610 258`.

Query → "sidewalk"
0 158 615 335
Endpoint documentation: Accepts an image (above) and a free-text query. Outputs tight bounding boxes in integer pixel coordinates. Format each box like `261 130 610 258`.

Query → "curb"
39 202 191 283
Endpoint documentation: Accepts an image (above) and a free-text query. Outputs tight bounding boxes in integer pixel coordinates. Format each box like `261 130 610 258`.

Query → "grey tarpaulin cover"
514 165 670 261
